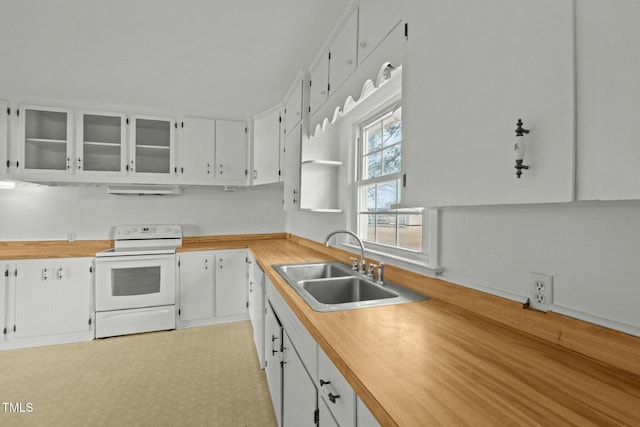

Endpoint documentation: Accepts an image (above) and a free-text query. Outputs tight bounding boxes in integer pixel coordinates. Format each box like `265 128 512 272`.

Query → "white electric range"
94 224 182 338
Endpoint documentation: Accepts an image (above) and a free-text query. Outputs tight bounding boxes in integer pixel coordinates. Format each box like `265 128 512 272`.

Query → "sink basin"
277 262 352 282
272 261 429 312
301 277 398 304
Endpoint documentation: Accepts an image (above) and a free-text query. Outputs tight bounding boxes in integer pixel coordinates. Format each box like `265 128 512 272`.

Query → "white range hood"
107 185 182 196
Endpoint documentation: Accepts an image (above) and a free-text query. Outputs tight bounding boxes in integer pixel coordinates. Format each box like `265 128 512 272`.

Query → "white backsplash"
0 183 285 240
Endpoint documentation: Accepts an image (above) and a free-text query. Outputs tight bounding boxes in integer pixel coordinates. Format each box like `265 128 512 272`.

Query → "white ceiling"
0 0 350 119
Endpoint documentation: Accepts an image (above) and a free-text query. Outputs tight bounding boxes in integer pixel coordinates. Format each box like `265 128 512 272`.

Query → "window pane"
398 214 423 251
365 124 382 153
376 214 397 246
376 181 397 211
362 184 375 211
365 152 382 179
382 145 401 175
361 214 376 242
382 117 401 147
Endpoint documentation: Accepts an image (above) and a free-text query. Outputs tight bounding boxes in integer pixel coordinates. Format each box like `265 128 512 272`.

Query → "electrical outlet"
529 272 553 312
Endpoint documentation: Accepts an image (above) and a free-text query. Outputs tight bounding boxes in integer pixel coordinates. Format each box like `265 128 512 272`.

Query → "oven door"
95 254 176 312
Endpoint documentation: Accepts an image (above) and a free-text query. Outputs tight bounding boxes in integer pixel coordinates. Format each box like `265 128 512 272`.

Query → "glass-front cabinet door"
19 104 73 175
77 111 127 176
129 114 175 177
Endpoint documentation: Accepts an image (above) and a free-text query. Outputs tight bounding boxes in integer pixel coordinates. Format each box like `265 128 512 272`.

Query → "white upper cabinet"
402 0 575 207
575 0 640 201
0 100 8 177
18 104 74 175
76 111 127 176
358 0 405 65
283 124 302 211
129 114 175 177
178 116 215 183
215 119 247 184
251 105 282 185
310 53 330 116
284 72 305 135
329 8 359 94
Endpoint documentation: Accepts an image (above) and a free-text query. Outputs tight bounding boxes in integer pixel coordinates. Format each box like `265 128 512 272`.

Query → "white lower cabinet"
265 300 284 426
177 251 215 323
3 258 94 349
215 251 248 317
283 330 318 427
1 263 7 348
319 397 340 427
247 253 265 368
318 346 356 427
265 277 375 427
177 250 248 328
356 397 380 427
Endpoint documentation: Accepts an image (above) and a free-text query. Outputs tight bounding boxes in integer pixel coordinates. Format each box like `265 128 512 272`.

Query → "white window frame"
341 70 441 275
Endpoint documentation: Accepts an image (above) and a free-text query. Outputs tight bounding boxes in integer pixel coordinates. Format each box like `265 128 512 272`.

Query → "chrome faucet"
324 230 366 274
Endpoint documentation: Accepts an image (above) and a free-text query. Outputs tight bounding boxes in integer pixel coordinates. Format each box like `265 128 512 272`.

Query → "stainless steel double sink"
273 261 429 312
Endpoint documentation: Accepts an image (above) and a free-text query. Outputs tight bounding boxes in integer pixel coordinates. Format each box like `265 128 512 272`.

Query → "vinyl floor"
0 321 278 427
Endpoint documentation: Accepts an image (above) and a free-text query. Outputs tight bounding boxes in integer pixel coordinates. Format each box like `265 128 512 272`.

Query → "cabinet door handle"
328 392 341 404
204 259 209 270
57 267 64 280
253 169 258 180
319 379 331 387
219 163 224 175
271 334 279 355
77 157 82 170
66 157 71 170
207 163 211 174
130 160 134 172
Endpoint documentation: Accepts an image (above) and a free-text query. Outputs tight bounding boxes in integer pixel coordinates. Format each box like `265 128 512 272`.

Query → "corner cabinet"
251 105 283 185
402 0 575 207
18 104 74 176
3 258 94 349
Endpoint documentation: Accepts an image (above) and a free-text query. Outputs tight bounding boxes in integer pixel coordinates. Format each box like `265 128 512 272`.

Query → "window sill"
340 242 443 277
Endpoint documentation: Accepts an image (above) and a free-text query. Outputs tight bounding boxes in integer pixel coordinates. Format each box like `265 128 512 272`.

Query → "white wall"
0 183 285 240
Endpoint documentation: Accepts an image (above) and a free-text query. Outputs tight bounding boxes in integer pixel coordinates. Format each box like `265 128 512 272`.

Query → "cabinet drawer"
318 346 356 427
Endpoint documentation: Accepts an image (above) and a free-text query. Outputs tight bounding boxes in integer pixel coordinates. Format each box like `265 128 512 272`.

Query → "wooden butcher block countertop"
244 239 640 427
2 234 640 426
